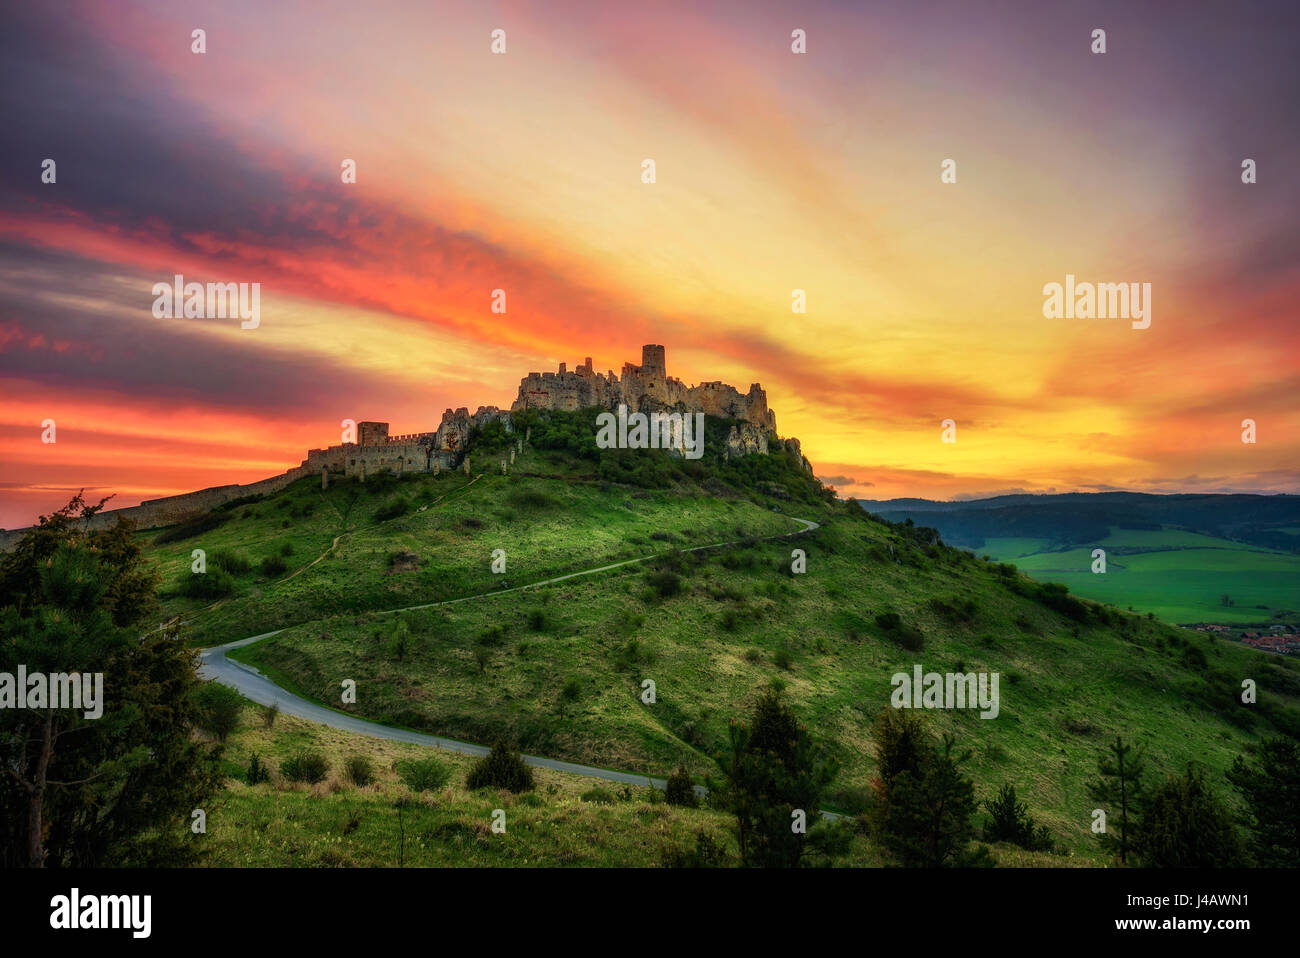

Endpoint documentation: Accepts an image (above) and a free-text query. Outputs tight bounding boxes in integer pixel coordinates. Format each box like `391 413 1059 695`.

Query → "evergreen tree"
1227 737 1300 866
715 687 838 867
664 765 698 807
0 500 220 867
872 706 929 794
1086 734 1146 864
982 783 1052 851
879 732 985 867
1135 765 1246 867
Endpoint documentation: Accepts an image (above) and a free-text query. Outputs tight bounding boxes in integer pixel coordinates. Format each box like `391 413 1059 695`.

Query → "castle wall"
515 345 776 431
0 461 322 549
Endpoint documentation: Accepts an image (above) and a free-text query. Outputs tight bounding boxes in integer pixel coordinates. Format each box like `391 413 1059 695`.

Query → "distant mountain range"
856 492 1300 554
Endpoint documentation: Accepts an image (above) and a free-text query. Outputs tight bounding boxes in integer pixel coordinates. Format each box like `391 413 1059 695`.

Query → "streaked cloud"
1 0 1297 524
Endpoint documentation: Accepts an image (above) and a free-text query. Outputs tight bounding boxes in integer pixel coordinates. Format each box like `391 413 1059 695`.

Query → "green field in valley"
979 528 1300 625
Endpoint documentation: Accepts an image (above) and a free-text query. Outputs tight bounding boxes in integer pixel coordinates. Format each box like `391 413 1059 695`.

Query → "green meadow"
979 528 1300 625
228 512 1300 859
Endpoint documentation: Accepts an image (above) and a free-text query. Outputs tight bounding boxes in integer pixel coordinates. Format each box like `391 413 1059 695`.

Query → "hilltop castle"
0 346 802 543
295 345 787 482
514 344 776 431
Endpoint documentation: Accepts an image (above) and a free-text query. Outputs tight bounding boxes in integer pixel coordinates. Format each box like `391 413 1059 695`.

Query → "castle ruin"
513 344 777 433
0 345 804 545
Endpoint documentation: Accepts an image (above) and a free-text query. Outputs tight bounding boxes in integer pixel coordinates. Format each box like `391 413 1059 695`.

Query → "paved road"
199 515 822 796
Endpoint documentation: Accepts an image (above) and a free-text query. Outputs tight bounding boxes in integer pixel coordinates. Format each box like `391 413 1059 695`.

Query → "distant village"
1191 623 1300 655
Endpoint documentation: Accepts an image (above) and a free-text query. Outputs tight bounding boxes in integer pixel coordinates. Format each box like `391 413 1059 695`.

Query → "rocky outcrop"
725 422 769 457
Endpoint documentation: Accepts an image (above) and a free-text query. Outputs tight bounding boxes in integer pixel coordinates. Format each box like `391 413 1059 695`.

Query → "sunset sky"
2 0 1297 529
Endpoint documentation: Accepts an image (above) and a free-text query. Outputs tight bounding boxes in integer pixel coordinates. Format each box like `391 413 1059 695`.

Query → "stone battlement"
513 344 777 431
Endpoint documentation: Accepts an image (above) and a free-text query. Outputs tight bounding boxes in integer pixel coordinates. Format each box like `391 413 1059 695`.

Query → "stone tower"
641 344 666 382
357 421 389 447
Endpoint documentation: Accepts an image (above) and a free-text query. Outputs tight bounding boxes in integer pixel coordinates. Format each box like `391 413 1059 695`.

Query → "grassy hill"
138 412 1300 865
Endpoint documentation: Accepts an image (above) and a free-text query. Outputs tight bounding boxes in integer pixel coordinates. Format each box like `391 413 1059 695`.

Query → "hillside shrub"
155 510 230 544
344 755 375 787
929 596 978 623
646 570 682 598
180 568 235 599
281 750 329 784
1035 582 1089 622
466 740 534 793
211 550 251 575
397 757 450 792
661 831 728 868
665 766 698 807
190 682 242 742
875 611 924 651
246 753 269 785
374 496 410 522
509 488 562 510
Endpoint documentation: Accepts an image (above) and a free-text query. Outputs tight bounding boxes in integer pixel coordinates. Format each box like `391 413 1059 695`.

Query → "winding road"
199 515 821 793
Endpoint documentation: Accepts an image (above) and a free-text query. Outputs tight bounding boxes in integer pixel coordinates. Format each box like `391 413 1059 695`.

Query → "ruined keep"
513 344 777 431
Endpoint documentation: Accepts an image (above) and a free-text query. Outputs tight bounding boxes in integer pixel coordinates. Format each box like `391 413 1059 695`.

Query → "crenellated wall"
514 344 777 431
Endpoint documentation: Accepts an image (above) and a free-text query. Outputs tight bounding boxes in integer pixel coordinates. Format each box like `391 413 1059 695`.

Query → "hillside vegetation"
136 411 1300 864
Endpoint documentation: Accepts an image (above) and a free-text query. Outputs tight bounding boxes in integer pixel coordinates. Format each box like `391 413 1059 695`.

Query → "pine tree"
872 706 929 794
982 783 1052 851
1227 737 1300 867
879 732 983 867
0 512 220 867
1135 765 1246 867
1086 734 1146 864
715 687 837 867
